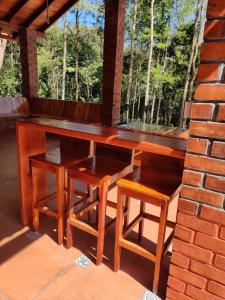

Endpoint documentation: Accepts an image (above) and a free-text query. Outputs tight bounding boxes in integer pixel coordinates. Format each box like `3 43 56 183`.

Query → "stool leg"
96 179 109 265
56 167 65 245
66 177 74 249
114 187 124 272
153 202 168 294
95 186 99 225
32 167 39 232
64 169 68 210
124 196 130 228
138 201 146 241
88 184 94 223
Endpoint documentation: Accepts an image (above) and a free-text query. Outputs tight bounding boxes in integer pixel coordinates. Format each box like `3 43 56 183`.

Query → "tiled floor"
0 131 178 300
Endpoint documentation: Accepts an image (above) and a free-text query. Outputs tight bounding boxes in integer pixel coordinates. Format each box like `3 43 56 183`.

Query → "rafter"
22 0 55 27
0 19 46 39
0 33 17 42
0 19 23 33
3 0 28 22
39 0 79 32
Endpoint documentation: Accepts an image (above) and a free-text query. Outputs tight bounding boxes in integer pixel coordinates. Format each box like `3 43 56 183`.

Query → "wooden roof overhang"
0 0 79 41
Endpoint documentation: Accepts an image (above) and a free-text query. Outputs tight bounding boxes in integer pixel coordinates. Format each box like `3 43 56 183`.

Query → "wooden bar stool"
114 153 184 294
30 137 92 245
66 144 134 265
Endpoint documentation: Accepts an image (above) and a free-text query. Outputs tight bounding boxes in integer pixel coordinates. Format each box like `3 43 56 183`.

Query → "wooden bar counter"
16 117 186 226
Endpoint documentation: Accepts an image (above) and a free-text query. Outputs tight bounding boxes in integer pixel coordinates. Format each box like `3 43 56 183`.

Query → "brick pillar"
19 28 38 100
101 0 126 126
167 1 225 299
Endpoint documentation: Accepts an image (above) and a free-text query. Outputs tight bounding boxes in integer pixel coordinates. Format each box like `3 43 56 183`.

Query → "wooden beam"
20 28 39 99
22 0 55 27
39 0 79 32
0 19 46 39
0 33 17 42
0 19 22 33
3 0 28 22
101 0 127 126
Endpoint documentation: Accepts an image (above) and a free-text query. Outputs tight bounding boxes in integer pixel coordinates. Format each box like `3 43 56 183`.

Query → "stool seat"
68 155 133 185
118 167 182 201
30 148 88 168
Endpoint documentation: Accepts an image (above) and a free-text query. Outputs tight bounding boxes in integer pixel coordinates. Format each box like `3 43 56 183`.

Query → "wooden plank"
22 0 55 27
69 217 98 237
123 214 143 238
101 0 126 126
119 238 156 262
3 0 28 22
16 123 46 225
17 118 186 159
0 33 17 42
143 212 175 229
0 19 45 38
0 19 22 32
30 98 101 123
39 207 58 218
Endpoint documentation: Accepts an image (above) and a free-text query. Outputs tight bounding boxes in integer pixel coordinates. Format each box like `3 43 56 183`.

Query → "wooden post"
101 0 126 126
19 28 38 100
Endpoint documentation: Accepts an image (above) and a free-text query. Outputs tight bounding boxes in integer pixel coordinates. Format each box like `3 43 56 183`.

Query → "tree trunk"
178 0 202 128
137 88 141 120
150 91 156 124
62 14 67 100
75 10 80 101
0 39 7 69
143 0 155 124
125 0 138 123
156 36 170 125
188 0 206 101
132 77 138 122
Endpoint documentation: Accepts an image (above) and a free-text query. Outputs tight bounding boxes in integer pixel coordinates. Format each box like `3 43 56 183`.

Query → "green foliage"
0 0 203 127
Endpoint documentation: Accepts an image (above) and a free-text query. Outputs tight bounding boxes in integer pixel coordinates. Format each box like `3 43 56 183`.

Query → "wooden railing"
30 98 101 123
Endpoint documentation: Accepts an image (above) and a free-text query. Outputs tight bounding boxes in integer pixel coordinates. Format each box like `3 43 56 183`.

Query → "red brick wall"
167 1 225 299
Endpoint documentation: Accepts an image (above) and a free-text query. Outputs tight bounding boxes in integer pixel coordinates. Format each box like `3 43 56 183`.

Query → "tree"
125 0 138 123
178 0 203 128
62 14 68 100
143 0 155 124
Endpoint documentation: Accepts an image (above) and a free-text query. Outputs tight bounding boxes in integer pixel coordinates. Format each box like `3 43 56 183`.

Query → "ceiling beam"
3 0 28 22
22 0 55 27
0 33 18 42
0 19 46 39
39 0 79 32
0 19 23 32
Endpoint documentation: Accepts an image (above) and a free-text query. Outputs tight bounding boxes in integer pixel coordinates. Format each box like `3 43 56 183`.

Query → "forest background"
0 0 207 127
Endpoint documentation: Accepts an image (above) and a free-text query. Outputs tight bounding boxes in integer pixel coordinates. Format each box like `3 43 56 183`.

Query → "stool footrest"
75 200 99 219
74 190 89 199
73 196 91 209
35 192 56 208
143 212 175 229
107 200 117 209
119 238 156 262
123 214 143 238
105 217 117 230
38 206 58 218
69 217 98 237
